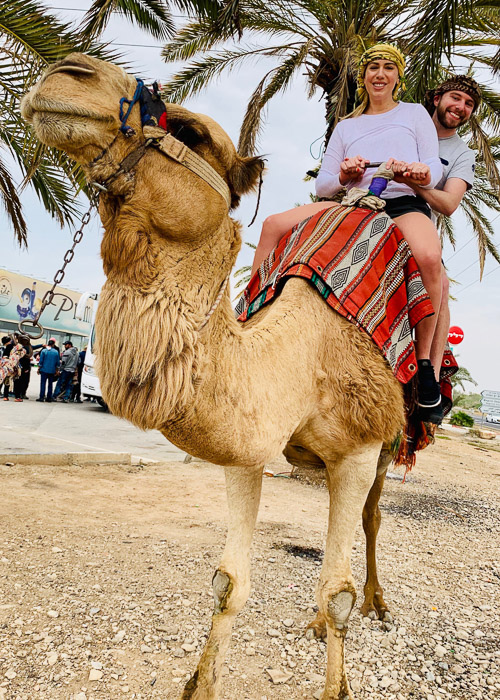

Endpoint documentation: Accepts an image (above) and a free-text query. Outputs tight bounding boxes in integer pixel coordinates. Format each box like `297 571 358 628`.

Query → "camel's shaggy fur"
22 53 405 700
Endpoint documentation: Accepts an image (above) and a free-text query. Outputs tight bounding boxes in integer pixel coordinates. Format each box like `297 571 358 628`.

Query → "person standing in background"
1 336 14 400
71 346 86 403
12 335 32 402
53 340 79 403
37 339 60 403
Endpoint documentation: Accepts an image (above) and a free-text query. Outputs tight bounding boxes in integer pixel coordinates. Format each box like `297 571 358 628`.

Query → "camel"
22 53 406 700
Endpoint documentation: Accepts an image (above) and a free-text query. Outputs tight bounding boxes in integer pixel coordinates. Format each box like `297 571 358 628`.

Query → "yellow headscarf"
355 43 406 114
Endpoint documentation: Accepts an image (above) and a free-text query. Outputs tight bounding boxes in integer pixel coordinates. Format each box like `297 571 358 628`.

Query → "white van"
75 293 107 408
485 414 500 424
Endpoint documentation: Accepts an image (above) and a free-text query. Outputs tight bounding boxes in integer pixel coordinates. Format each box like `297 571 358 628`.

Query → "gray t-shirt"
436 134 475 192
431 134 475 222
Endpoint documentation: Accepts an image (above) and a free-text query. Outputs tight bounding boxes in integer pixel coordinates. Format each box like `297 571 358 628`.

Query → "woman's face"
364 60 399 101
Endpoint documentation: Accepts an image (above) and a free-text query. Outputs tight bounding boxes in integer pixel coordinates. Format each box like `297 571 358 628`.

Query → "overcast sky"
2 2 499 393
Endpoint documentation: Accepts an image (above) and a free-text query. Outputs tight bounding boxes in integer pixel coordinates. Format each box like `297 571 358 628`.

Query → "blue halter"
119 78 144 136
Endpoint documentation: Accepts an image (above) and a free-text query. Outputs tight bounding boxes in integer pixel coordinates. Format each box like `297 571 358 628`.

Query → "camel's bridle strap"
154 133 232 210
88 131 232 210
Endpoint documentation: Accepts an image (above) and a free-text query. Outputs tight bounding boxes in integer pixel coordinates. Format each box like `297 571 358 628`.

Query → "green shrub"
450 411 474 427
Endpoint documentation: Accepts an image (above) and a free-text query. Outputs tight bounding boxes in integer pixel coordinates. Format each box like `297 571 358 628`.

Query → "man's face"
434 90 475 129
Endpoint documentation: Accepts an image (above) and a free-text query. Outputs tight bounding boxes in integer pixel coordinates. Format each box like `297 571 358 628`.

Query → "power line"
444 235 475 264
453 259 478 279
456 263 500 295
49 6 186 19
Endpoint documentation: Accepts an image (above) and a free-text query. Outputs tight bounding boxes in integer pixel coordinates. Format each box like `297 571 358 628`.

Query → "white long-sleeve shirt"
315 102 442 200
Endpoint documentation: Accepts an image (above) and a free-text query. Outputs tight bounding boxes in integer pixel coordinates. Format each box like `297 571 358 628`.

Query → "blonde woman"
250 43 444 418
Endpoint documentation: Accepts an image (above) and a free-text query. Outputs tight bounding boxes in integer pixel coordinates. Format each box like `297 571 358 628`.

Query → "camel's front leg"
181 466 263 700
318 444 381 700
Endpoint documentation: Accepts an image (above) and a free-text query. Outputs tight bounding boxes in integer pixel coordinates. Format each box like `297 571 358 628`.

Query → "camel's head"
21 53 265 209
21 53 135 162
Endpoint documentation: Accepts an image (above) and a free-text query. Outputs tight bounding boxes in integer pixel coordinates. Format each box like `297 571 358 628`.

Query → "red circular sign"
448 325 464 345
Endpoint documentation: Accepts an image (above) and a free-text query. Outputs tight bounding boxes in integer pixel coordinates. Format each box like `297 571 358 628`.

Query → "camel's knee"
212 570 248 616
319 584 356 634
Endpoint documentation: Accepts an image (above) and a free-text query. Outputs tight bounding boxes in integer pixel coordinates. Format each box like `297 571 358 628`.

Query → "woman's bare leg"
250 201 338 278
392 212 442 360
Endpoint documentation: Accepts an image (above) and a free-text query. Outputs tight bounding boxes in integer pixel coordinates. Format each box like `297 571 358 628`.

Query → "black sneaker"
417 359 443 424
36 398 45 402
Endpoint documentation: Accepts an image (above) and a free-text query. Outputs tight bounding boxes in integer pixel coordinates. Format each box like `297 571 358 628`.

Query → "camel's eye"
171 125 205 150
167 117 212 152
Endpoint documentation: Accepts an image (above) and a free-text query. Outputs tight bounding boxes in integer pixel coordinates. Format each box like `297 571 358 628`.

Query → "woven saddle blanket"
236 204 457 402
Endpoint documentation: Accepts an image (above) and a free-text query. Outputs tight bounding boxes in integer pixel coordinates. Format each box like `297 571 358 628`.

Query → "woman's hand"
387 158 431 187
339 155 369 185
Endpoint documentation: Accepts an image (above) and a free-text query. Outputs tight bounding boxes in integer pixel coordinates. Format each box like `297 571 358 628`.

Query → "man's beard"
436 103 468 129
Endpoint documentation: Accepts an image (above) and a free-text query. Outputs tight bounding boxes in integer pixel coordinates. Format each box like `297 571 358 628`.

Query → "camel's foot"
180 672 208 700
305 610 327 641
321 689 353 700
180 671 219 700
360 589 392 622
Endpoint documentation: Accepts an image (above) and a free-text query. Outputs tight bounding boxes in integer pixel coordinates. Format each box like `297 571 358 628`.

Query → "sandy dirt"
0 431 499 699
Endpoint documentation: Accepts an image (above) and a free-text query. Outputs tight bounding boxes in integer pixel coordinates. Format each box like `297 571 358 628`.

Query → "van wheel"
96 397 108 410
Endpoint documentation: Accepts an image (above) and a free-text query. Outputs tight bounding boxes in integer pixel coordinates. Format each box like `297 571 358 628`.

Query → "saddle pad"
236 205 435 384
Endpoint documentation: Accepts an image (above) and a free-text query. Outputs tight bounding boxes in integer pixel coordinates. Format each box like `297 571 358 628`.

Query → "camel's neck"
95 199 242 430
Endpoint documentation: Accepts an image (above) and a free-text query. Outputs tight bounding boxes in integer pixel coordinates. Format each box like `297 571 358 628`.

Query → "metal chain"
18 200 98 339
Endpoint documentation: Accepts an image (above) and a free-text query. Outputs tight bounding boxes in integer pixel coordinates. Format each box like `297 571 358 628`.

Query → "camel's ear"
228 155 266 208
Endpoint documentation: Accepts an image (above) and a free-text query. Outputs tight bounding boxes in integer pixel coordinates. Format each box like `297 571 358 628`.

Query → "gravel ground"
0 432 498 699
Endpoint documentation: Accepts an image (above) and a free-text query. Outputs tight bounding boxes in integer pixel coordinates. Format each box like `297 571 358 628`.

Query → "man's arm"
407 177 468 217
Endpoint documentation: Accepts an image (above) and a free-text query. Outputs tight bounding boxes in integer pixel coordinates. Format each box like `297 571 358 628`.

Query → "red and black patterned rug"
236 204 458 465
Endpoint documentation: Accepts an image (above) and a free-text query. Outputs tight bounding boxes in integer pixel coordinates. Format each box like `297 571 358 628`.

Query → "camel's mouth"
22 94 115 125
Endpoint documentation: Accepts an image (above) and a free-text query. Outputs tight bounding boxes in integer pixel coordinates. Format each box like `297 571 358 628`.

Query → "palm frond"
238 42 311 155
437 211 455 248
162 44 296 103
468 115 500 192
162 17 235 62
0 150 27 246
460 195 500 275
79 0 175 43
405 0 478 101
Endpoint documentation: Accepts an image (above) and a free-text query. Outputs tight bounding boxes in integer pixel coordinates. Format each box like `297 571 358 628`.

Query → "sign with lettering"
481 390 500 401
0 268 95 338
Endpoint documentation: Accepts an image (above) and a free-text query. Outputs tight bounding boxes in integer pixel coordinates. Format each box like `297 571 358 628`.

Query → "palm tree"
161 0 500 264
1 0 221 245
450 362 477 404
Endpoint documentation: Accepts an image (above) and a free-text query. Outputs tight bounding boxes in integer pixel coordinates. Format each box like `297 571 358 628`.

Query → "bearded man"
408 75 481 417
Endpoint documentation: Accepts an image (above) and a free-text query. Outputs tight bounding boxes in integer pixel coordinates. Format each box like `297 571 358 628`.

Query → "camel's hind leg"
180 466 263 700
318 443 381 700
360 446 392 621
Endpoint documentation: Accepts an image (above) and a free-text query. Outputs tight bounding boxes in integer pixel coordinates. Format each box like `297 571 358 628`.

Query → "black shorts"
383 195 431 220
